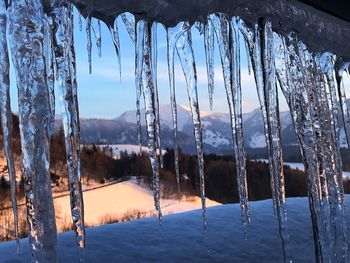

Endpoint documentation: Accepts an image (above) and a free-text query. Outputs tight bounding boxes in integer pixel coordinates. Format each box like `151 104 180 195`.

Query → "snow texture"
2 196 350 262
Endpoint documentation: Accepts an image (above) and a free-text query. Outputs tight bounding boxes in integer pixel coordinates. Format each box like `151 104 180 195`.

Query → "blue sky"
11 10 350 119
69 14 263 119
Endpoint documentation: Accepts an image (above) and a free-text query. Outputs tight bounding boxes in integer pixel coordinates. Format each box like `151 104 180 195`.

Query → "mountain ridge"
54 103 349 158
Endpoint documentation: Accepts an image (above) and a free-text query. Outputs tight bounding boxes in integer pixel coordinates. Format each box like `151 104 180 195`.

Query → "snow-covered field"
2 196 350 262
91 144 165 159
283 162 305 171
54 178 219 230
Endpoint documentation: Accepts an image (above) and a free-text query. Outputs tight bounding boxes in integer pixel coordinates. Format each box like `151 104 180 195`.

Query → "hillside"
53 178 219 230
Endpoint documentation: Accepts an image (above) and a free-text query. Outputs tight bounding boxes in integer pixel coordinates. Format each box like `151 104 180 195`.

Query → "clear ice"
137 20 162 221
8 0 58 261
166 22 190 192
52 3 85 248
210 13 250 227
176 30 207 227
0 0 19 253
204 17 215 110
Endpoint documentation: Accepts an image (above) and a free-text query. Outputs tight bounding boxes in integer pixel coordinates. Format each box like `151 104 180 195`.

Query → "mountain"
54 103 349 159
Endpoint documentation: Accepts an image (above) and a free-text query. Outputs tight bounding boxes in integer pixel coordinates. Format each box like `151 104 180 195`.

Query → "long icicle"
166 22 190 193
260 19 291 263
240 22 277 213
298 41 329 262
52 3 85 248
232 17 250 227
318 53 347 261
0 0 19 252
204 17 215 110
67 5 86 250
176 30 206 227
8 0 58 261
138 20 162 221
135 20 144 154
120 14 142 154
151 22 163 168
211 14 250 227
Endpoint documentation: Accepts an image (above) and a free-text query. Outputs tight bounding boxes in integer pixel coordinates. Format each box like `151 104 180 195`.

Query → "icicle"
86 16 92 74
96 20 102 57
166 22 190 193
204 17 215 110
135 20 145 154
336 62 350 148
297 41 331 263
0 0 19 253
8 0 58 261
121 13 135 43
137 20 162 221
114 13 139 154
319 54 344 195
318 53 347 261
258 22 292 263
176 30 206 227
210 14 250 227
239 21 277 212
273 28 348 262
52 4 85 248
109 18 121 81
232 17 250 227
67 6 86 249
151 23 163 168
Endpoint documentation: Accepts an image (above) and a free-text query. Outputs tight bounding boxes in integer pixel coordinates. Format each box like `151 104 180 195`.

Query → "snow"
2 196 350 262
203 130 230 147
180 104 213 118
53 178 219 230
283 162 305 171
344 171 350 179
118 104 193 131
248 133 266 148
339 128 348 148
87 144 166 159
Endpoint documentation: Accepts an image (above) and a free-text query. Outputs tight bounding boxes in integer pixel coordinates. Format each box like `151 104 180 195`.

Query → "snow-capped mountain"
59 103 348 156
114 104 297 151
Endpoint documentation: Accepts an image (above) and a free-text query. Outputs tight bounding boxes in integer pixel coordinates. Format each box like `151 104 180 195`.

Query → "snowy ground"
1 196 350 262
90 144 166 159
54 178 219 230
